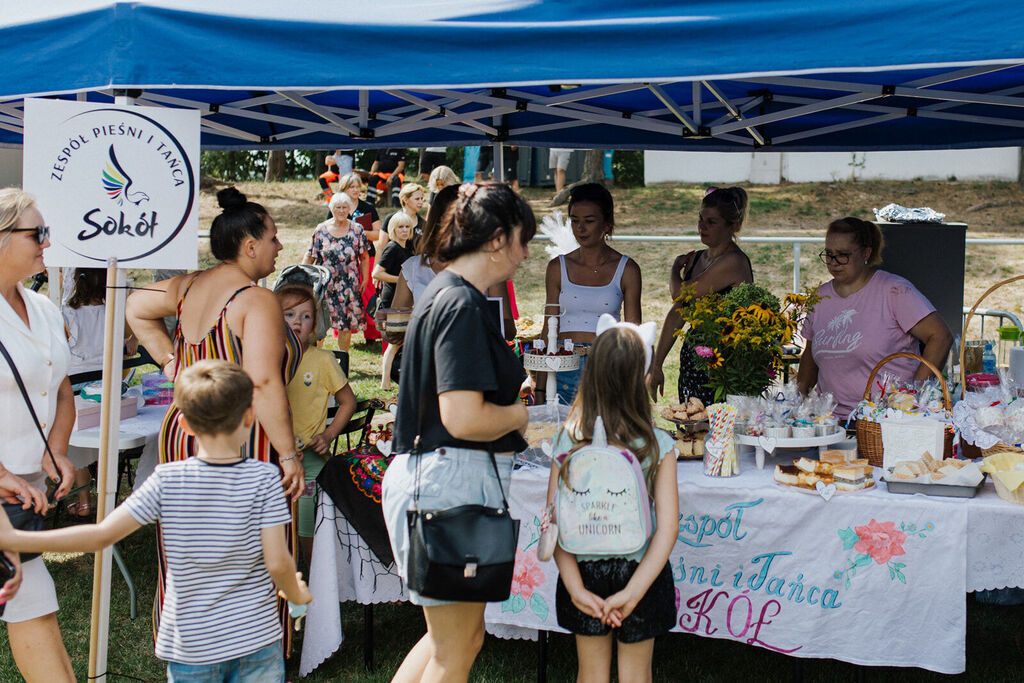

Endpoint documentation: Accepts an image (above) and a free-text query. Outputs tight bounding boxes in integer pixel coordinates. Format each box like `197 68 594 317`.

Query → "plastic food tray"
882 477 985 498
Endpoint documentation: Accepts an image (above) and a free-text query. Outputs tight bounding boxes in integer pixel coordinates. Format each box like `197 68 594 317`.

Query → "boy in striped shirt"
0 359 311 681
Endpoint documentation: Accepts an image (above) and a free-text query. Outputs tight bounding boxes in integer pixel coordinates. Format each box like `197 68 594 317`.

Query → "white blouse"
400 256 438 303
63 303 105 375
0 283 71 474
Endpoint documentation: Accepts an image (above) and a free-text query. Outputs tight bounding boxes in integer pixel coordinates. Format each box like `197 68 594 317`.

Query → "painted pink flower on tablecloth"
694 345 714 358
853 519 907 565
511 548 546 600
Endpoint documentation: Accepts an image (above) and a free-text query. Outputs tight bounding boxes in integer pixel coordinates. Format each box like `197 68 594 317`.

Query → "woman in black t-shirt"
381 182 536 681
377 183 425 254
372 212 414 390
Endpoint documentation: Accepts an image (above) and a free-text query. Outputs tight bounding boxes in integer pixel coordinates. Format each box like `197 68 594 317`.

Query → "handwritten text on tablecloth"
485 466 969 673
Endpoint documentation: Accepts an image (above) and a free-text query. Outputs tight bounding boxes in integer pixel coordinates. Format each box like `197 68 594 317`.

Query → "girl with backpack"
545 315 679 682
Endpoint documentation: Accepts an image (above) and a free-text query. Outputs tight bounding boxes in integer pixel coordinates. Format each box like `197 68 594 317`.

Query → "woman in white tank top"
538 184 642 404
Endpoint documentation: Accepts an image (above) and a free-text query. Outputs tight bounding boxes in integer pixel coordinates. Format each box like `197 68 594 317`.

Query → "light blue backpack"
555 416 653 556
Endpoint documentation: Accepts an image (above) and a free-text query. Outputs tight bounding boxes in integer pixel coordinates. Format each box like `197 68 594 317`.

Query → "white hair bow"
595 314 657 374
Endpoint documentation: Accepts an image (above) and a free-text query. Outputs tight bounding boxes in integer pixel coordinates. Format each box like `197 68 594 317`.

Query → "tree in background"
550 149 607 206
265 150 286 182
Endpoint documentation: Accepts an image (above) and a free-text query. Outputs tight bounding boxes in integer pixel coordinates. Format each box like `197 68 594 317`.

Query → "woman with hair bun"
647 186 754 403
127 186 304 651
381 182 536 682
797 217 952 419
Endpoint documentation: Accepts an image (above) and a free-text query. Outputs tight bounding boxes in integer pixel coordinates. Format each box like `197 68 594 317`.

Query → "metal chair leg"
537 630 548 683
364 603 374 671
111 544 137 620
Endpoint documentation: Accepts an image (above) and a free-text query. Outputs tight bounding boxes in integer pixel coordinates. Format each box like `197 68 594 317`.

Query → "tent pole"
493 141 504 182
89 87 136 681
87 259 127 683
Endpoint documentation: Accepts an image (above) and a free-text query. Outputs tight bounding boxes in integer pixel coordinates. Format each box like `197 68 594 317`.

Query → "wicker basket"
958 274 1024 458
856 351 953 468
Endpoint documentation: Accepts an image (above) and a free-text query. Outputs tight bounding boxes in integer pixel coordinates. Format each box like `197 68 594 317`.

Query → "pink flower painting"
510 549 546 600
853 519 907 565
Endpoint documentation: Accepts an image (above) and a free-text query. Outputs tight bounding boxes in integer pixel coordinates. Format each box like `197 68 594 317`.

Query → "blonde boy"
0 360 311 681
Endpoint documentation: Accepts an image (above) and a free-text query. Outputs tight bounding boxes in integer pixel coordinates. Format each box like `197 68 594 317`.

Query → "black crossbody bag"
405 287 519 602
0 338 64 562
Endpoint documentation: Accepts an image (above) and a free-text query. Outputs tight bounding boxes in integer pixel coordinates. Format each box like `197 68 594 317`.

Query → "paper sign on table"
880 418 945 471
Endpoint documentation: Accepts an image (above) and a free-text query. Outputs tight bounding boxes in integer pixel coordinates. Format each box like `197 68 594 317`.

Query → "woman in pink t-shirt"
797 217 952 419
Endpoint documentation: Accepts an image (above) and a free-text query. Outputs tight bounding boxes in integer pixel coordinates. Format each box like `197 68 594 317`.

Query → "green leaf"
892 562 905 569
501 597 515 613
888 566 895 580
530 593 549 622
533 516 540 528
854 554 872 568
506 593 526 613
838 527 860 550
844 576 851 589
896 569 906 584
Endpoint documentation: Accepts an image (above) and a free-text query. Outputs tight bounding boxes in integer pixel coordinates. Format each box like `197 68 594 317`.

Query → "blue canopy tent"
1 0 1023 152
3 3 1021 679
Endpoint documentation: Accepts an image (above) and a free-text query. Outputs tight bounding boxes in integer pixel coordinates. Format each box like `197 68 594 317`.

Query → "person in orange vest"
318 154 340 219
366 149 406 207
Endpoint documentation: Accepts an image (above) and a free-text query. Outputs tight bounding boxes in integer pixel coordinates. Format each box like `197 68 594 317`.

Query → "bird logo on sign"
101 145 150 207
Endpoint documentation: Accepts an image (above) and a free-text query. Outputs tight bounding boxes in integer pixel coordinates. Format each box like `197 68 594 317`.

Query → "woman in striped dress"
127 187 304 651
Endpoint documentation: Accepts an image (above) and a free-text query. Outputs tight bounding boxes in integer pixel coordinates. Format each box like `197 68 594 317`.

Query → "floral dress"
308 220 369 332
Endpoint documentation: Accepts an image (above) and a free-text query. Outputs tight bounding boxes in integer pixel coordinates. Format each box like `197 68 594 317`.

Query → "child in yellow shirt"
277 283 357 564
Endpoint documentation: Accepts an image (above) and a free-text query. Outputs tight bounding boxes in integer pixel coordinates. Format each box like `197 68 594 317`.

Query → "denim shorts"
555 350 588 406
297 448 327 538
166 640 283 682
381 447 514 606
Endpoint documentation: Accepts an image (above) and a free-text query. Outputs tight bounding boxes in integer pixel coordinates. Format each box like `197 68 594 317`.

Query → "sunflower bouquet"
674 283 820 401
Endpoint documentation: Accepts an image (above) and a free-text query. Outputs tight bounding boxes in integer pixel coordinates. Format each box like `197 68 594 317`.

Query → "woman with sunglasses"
796 217 952 420
647 186 753 403
0 189 76 681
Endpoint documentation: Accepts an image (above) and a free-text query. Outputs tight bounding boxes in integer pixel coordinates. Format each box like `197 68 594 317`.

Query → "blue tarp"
1 1 1023 151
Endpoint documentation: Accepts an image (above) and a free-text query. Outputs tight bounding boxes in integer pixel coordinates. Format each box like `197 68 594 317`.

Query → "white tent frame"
3 62 1024 150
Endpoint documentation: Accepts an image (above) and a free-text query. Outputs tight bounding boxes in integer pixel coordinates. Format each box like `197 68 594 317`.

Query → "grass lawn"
4 179 1024 679
0 513 1021 681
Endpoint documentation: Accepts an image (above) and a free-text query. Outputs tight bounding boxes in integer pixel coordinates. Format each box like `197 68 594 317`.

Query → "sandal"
66 501 93 518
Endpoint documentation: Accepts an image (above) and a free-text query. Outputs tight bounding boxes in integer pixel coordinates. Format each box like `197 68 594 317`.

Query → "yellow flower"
708 349 723 368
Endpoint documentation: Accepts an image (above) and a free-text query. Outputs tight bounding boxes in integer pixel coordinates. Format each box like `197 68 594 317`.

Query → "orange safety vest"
319 170 339 203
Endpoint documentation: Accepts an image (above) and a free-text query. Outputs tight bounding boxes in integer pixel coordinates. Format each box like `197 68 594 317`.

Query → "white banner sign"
23 98 199 269
485 464 971 674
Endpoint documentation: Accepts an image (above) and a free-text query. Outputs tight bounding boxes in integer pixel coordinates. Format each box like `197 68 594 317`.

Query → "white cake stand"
734 430 847 470
522 311 580 405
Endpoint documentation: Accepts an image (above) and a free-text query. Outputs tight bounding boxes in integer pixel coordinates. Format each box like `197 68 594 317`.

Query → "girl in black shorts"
546 321 680 681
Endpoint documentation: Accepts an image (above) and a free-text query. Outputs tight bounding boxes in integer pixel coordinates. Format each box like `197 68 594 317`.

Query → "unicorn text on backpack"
555 416 652 556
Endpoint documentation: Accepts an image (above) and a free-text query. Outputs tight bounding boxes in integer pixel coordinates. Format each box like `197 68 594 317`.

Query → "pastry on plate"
774 464 800 487
834 464 872 491
795 457 832 475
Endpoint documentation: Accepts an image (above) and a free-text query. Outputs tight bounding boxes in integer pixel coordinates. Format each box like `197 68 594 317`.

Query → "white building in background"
644 148 1022 185
0 149 22 188
4 146 1020 188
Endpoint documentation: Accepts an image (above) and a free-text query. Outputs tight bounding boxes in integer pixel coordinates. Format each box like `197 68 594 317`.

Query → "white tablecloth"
301 449 1024 676
67 403 166 491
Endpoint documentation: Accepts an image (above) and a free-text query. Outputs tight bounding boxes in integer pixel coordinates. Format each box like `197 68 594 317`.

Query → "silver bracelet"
279 454 299 463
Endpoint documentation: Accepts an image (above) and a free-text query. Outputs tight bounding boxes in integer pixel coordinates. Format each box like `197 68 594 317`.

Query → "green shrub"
612 150 644 187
